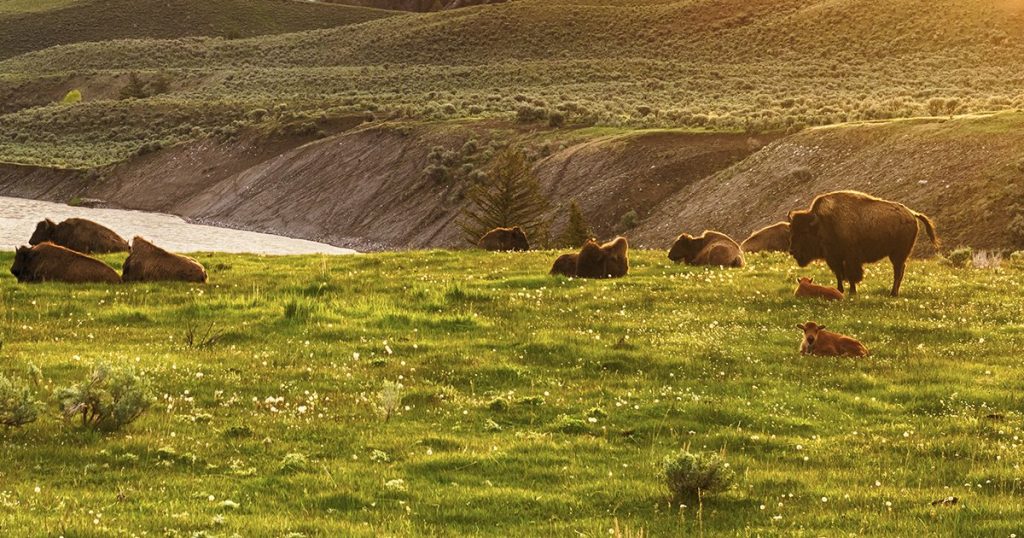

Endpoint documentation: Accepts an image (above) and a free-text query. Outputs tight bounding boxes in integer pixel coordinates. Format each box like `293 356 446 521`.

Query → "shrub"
617 209 639 231
0 375 40 428
1009 250 1024 268
789 167 813 183
1009 214 1024 248
61 89 82 105
516 105 547 123
280 453 310 473
376 380 404 422
945 247 973 268
55 364 154 431
548 110 566 128
663 450 735 504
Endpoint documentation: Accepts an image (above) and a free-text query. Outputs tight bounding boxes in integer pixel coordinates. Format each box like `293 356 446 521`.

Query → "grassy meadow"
1 250 1023 536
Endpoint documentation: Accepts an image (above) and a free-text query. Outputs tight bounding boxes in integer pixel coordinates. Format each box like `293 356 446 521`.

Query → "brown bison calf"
478 227 529 252
797 322 868 357
741 222 790 253
549 253 579 277
787 191 938 297
574 237 629 279
794 277 843 301
10 242 120 283
29 218 129 254
122 237 208 283
668 230 744 267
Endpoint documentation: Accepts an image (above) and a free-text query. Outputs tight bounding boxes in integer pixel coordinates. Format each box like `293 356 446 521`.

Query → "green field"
1 250 1022 536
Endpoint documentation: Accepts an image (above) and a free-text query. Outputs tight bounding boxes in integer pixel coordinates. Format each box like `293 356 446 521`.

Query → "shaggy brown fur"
29 218 129 254
787 190 939 296
549 253 578 277
478 227 529 252
741 222 790 253
574 237 629 279
122 237 208 283
794 277 844 301
797 322 868 357
668 230 745 267
10 242 120 283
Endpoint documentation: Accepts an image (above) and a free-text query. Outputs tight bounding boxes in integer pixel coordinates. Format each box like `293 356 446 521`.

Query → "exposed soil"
2 113 1022 252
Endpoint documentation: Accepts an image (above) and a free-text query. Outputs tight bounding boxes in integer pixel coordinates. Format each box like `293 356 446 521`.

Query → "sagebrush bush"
56 364 154 431
663 450 735 503
945 247 974 268
0 375 40 428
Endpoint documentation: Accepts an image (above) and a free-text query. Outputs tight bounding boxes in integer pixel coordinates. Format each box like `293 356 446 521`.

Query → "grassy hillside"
1 251 1023 535
0 0 395 59
1 0 1023 168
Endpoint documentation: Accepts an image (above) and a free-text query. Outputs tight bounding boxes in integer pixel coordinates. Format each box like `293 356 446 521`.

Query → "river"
0 197 355 255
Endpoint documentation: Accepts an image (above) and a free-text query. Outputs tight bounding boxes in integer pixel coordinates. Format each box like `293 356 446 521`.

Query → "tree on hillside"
119 73 148 100
560 200 592 248
459 147 550 246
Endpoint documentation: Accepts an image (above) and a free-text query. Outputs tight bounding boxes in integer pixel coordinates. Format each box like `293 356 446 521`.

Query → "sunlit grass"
0 250 1022 535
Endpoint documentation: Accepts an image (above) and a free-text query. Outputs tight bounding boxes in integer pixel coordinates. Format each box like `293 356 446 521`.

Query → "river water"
0 197 355 255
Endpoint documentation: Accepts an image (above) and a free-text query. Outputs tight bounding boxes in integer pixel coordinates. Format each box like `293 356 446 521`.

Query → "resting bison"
575 237 629 279
10 242 120 283
797 321 868 357
122 237 208 283
787 191 938 296
741 222 790 253
549 253 578 277
29 218 129 254
794 277 843 301
668 231 745 267
478 227 529 252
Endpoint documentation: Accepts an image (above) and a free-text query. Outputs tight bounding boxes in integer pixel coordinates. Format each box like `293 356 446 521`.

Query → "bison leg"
826 258 845 293
845 262 864 295
891 257 907 297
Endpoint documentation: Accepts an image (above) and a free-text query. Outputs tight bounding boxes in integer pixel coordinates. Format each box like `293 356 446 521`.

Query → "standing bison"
668 231 745 267
10 242 120 284
787 191 938 296
122 237 208 283
29 218 129 254
478 227 529 252
741 222 790 253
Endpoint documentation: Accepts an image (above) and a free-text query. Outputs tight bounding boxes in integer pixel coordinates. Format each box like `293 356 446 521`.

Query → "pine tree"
119 73 148 100
460 147 550 245
560 200 592 247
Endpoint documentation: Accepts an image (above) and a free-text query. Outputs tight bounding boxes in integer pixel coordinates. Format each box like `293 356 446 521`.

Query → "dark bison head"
787 210 824 267
10 246 31 282
509 226 529 251
667 233 698 263
29 219 55 246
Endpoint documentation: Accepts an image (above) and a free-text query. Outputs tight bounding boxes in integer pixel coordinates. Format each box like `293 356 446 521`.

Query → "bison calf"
10 242 120 284
797 322 867 357
478 227 529 252
787 190 938 296
668 230 744 267
122 237 208 283
741 222 790 253
794 277 843 301
29 218 129 254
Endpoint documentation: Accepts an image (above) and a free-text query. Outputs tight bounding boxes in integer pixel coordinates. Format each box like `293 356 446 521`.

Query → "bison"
668 230 744 267
574 237 629 279
10 242 120 284
794 277 843 301
787 191 938 296
478 227 529 252
797 322 868 357
741 222 790 253
29 218 129 254
122 237 208 283
549 253 579 277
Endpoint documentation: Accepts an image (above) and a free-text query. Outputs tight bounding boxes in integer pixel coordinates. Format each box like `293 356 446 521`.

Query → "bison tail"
913 212 940 248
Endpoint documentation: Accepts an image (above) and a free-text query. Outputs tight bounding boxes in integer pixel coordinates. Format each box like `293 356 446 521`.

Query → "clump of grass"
280 452 310 473
0 374 40 428
55 364 153 431
663 450 735 504
376 380 404 422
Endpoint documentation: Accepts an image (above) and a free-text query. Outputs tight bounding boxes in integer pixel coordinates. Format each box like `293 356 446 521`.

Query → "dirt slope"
632 113 1024 251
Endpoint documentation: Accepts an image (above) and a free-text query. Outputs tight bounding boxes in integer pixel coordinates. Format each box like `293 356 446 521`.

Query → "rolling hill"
0 0 1023 250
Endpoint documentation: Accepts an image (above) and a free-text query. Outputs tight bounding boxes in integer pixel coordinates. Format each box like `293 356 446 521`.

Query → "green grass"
1 250 1023 535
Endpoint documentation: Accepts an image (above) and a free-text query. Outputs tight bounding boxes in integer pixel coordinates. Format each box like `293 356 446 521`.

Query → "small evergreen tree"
119 73 148 100
560 200 592 247
459 147 550 245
